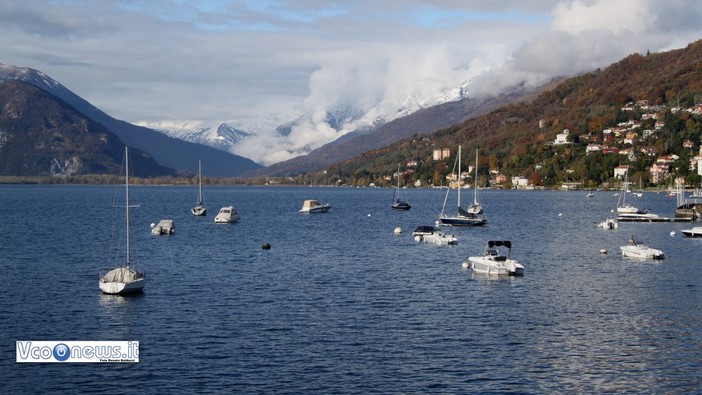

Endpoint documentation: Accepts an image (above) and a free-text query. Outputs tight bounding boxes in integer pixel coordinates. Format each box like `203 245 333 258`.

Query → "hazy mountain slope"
0 64 262 177
0 80 175 177
244 86 543 177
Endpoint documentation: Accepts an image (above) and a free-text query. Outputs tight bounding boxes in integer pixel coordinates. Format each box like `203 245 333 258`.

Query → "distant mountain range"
242 83 549 177
0 63 261 177
141 81 473 165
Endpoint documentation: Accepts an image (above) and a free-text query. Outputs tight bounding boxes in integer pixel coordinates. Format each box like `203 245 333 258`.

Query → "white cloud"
1 1 701 165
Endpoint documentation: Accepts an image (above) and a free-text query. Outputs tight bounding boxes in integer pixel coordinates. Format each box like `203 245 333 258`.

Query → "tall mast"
457 145 461 208
198 160 203 204
125 146 130 267
474 149 479 205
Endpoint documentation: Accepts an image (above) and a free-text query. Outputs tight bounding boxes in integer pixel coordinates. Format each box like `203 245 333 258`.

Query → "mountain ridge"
0 63 262 177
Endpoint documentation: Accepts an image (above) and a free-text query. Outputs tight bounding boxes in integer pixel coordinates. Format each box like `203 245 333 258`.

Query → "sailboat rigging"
99 146 146 294
438 145 487 226
391 164 411 210
191 160 207 216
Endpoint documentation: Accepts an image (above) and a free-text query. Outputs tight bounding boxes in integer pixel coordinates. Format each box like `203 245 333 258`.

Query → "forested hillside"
291 40 702 189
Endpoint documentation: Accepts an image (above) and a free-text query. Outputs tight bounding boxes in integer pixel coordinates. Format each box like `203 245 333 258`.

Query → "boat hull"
467 257 524 276
620 246 665 259
681 227 702 237
99 267 145 294
391 201 411 210
299 205 331 213
191 205 207 216
439 216 487 226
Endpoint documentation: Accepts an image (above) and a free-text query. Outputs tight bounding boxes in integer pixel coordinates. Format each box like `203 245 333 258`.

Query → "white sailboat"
616 170 639 213
467 149 483 215
438 145 487 226
99 147 146 295
191 160 207 216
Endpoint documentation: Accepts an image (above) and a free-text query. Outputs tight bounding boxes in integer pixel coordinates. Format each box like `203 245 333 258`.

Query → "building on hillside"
614 165 629 179
586 144 603 154
624 132 639 145
553 129 570 145
432 148 451 161
650 163 670 184
511 176 529 189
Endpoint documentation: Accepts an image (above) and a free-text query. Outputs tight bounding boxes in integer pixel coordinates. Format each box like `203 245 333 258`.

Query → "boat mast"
125 146 130 268
197 160 203 204
457 145 462 209
474 149 479 205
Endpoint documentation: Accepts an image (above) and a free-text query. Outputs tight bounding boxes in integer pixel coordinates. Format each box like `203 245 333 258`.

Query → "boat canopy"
301 200 320 208
413 225 436 234
487 240 511 249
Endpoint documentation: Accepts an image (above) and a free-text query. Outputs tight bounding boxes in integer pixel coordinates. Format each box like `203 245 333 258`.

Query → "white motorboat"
616 212 662 221
464 240 524 276
214 206 240 223
412 225 457 246
151 219 175 235
598 218 619 229
99 147 146 295
620 237 665 259
681 226 702 238
191 160 207 216
438 146 487 226
299 199 331 213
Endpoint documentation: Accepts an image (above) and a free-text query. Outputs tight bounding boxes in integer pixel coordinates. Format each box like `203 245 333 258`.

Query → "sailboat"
616 170 643 214
438 145 487 226
467 149 484 215
99 147 146 295
391 164 411 210
191 160 207 216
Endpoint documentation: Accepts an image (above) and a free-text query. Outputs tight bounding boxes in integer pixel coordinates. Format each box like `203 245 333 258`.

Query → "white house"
554 129 570 145
613 165 629 179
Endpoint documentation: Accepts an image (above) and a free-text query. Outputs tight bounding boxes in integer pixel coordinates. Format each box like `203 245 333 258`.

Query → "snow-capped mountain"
0 63 262 176
142 79 471 161
135 121 252 151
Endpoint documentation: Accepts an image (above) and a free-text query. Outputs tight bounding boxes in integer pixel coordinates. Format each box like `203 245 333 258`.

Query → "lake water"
1 185 700 393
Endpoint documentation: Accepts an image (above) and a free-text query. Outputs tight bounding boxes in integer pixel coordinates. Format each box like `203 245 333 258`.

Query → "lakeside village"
334 100 702 194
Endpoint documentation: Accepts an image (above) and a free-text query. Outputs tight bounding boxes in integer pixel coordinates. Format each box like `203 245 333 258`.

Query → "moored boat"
299 199 331 213
620 237 665 259
681 226 702 238
412 225 457 246
464 240 524 276
99 147 146 295
215 206 240 223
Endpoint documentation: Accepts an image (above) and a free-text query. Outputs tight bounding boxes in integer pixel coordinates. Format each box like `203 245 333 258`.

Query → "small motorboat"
598 218 619 229
299 199 331 213
464 240 524 276
412 225 457 246
620 237 665 259
151 219 175 235
214 206 240 223
681 226 702 238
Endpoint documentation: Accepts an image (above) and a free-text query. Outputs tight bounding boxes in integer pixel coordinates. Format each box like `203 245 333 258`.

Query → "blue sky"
2 0 702 164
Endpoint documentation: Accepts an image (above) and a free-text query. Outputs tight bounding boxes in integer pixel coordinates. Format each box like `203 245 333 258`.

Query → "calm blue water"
1 185 701 393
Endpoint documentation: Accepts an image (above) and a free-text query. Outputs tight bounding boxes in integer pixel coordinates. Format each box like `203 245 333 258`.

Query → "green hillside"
294 40 702 190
